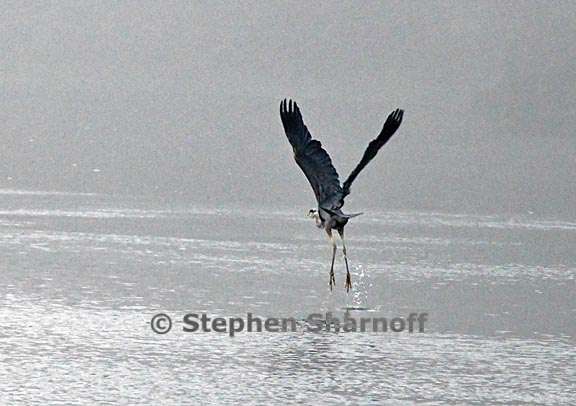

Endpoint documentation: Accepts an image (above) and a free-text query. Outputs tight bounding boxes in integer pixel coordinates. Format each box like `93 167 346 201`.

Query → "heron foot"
329 269 336 291
345 270 352 292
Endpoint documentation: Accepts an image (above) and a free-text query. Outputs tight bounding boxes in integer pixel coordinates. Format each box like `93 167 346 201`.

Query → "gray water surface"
0 191 574 405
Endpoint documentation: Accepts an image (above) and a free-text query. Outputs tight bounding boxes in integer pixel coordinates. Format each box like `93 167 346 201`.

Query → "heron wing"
342 108 404 197
280 99 343 209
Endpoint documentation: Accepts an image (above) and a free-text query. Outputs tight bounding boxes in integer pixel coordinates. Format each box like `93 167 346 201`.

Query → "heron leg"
339 229 352 292
327 229 336 290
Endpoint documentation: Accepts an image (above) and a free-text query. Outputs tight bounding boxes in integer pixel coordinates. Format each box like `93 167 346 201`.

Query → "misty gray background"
1 1 574 216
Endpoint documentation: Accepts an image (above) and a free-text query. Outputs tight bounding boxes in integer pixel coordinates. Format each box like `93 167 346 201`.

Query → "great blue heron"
279 99 404 292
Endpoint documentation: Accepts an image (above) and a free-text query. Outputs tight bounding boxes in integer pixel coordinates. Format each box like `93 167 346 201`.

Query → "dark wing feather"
280 99 343 209
342 108 404 197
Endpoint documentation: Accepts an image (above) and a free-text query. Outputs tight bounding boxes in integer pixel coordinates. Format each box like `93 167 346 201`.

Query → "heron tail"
322 207 364 219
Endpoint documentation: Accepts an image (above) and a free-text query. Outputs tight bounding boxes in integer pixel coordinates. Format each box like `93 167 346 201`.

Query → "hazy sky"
1 1 574 216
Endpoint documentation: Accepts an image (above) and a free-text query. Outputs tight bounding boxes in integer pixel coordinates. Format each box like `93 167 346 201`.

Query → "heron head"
307 209 323 228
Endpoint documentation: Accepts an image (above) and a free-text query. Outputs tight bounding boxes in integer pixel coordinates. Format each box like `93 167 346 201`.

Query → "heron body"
279 99 404 292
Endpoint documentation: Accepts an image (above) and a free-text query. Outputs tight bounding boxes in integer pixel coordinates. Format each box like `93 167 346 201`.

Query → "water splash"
345 264 372 310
